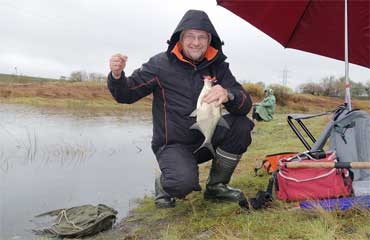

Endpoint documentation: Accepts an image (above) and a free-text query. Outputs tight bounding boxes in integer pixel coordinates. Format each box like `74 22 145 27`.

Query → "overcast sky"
1 0 369 90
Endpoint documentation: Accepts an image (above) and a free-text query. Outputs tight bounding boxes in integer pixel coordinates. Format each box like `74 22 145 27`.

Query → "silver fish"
190 79 229 156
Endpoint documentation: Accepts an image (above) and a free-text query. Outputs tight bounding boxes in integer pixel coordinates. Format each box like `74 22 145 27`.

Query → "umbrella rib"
285 0 312 47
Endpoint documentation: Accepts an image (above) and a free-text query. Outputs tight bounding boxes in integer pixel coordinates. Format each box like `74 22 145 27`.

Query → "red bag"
276 151 352 201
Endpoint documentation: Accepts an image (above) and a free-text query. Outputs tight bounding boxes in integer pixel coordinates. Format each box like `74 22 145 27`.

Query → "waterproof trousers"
154 114 254 199
252 106 263 121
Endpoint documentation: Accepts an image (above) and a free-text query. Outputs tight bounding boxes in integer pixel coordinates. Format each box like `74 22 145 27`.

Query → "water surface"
0 104 156 239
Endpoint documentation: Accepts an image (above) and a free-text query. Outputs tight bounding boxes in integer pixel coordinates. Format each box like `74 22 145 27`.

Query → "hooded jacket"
108 10 252 153
255 89 276 121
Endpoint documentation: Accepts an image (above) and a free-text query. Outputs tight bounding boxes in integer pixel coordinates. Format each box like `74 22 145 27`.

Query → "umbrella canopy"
217 0 370 69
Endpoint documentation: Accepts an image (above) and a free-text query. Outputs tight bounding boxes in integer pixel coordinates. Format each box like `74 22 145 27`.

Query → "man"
108 10 254 208
252 88 276 122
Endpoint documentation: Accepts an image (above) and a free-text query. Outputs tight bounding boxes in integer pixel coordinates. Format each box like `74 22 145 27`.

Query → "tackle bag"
276 151 352 201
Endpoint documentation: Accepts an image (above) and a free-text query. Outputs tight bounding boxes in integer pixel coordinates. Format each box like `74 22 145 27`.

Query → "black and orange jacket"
108 10 252 153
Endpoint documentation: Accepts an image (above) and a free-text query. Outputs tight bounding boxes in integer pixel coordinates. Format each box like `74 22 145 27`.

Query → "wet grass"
0 149 10 173
25 129 38 163
44 141 96 166
0 129 96 173
84 113 370 240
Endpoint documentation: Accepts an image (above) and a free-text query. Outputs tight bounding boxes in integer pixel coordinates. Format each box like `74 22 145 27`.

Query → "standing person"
252 89 276 122
108 9 254 208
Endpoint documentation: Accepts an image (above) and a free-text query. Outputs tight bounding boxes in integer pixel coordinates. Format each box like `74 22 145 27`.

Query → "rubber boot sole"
203 192 242 202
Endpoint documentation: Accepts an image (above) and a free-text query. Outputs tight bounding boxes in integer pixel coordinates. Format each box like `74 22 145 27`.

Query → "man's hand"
202 85 229 106
109 53 128 79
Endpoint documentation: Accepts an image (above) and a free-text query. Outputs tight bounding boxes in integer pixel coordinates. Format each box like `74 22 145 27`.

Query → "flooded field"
0 104 156 239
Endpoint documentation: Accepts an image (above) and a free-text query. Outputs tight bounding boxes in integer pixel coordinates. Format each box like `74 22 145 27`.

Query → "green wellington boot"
204 148 246 202
155 175 176 208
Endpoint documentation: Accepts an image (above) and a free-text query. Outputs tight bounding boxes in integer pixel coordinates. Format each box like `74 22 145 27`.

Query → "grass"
85 113 370 240
0 73 58 83
0 74 152 111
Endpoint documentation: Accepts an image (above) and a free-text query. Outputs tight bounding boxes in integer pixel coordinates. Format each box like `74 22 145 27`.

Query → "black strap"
266 175 275 196
239 175 275 211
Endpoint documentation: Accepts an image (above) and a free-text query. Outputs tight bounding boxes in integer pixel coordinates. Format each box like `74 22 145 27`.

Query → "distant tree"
88 72 106 82
242 82 264 98
255 81 266 89
59 76 67 80
299 82 324 95
313 75 370 97
334 76 369 97
69 71 87 82
349 81 366 97
366 81 370 97
269 83 292 106
321 76 338 96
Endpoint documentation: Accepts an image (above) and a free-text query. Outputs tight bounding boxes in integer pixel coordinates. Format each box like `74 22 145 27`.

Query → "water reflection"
0 104 156 239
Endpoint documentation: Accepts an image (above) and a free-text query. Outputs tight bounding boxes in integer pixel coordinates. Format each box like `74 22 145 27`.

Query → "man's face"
180 29 210 62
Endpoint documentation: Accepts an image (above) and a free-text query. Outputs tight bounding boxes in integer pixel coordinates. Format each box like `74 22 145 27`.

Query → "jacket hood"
265 88 274 96
167 10 223 53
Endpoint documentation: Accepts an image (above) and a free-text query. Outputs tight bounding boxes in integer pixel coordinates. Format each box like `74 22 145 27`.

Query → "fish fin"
193 141 215 157
217 117 230 129
189 109 197 117
189 122 201 131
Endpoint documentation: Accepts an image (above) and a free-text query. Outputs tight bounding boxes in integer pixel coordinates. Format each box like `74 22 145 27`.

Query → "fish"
190 78 229 156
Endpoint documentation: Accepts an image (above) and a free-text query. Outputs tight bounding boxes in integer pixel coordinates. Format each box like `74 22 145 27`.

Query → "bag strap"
290 150 336 163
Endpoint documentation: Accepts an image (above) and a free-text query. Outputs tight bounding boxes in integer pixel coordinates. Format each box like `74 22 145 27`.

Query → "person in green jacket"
252 88 276 121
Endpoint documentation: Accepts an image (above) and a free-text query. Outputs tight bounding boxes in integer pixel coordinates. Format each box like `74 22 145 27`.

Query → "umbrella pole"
344 0 352 110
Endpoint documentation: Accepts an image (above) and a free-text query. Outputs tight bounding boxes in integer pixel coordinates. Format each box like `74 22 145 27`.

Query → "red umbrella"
217 0 370 110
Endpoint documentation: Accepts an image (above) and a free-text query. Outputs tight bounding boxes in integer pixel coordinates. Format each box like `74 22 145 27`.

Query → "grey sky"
0 0 369 90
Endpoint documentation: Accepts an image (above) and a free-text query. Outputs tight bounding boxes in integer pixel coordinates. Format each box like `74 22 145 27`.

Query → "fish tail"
193 141 215 157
